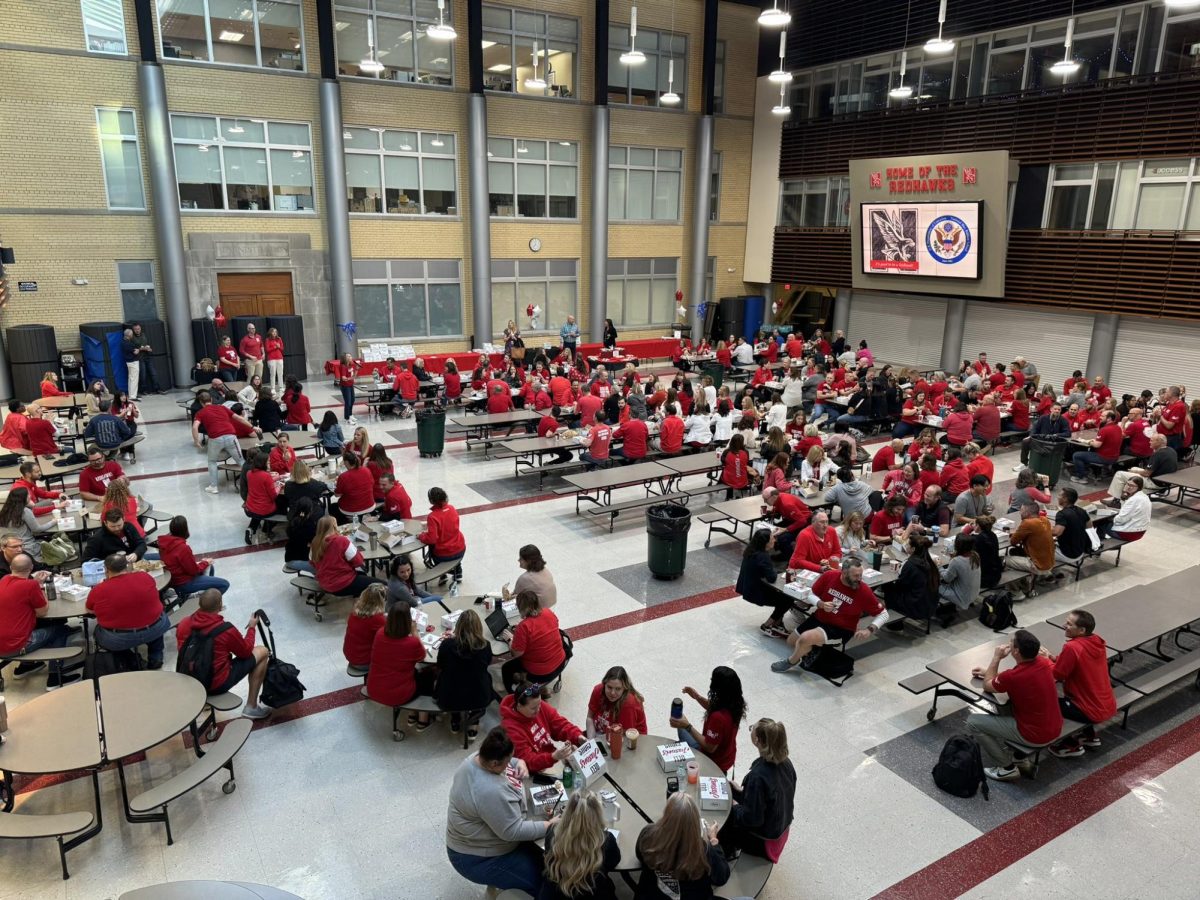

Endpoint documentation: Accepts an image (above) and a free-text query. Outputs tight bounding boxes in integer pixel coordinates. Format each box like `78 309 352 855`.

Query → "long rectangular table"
448 410 540 455
561 461 675 512
1150 466 1200 509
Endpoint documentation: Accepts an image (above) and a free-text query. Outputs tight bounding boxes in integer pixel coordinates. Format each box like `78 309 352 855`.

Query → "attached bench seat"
0 809 95 880
898 670 945 695
359 687 483 748
721 853 774 899
1126 652 1200 695
1053 537 1127 581
0 645 85 690
126 718 253 845
1004 684 1142 775
290 575 355 622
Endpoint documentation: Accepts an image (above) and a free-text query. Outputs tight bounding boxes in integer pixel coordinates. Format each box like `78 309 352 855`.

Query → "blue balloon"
338 321 357 338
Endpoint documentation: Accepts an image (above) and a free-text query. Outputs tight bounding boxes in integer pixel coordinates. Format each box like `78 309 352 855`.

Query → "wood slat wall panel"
771 228 1200 322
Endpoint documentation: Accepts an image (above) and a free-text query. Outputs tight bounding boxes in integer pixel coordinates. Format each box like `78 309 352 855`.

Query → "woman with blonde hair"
635 793 729 898
542 790 621 900
283 457 329 512
342 583 386 670
346 425 371 461
586 665 648 737
435 608 493 739
837 510 871 554
40 371 71 398
717 718 796 861
799 444 834 484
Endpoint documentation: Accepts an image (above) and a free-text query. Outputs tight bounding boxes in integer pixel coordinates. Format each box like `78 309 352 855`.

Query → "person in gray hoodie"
823 467 873 520
937 533 983 625
446 726 557 895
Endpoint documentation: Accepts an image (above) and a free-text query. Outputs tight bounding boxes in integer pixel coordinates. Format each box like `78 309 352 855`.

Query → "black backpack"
256 609 306 709
176 622 235 688
978 591 1018 632
801 645 855 685
932 734 990 800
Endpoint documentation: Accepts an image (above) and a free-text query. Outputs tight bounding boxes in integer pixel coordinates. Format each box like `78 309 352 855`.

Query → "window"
159 0 304 70
706 256 716 306
606 259 677 327
778 177 848 227
96 108 144 210
1044 163 1117 229
713 40 726 114
490 259 577 334
345 127 457 215
117 262 157 320
607 24 687 107
1161 12 1200 74
488 138 578 219
171 114 315 212
1046 157 1200 232
82 0 127 54
709 152 721 223
482 6 577 99
334 0 453 85
609 146 682 222
352 259 463 338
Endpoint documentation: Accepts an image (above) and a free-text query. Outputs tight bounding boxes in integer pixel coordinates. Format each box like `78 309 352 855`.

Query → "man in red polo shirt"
191 391 250 494
968 629 1063 781
86 552 170 669
611 413 649 463
771 560 889 672
764 486 811 560
657 404 685 455
1043 609 1118 758
239 324 265 381
580 411 612 470
1157 385 1189 450
787 511 841 573
1071 410 1123 483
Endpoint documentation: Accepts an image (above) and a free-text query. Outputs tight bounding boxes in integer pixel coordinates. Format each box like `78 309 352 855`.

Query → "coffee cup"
625 728 638 751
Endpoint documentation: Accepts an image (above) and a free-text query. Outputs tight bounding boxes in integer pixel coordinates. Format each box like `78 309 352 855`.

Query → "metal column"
588 0 610 344
940 297 967 374
831 288 851 337
688 0 719 343
467 1 492 345
1085 313 1120 382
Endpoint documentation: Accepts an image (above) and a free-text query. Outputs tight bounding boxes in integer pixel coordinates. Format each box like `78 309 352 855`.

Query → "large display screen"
859 200 983 280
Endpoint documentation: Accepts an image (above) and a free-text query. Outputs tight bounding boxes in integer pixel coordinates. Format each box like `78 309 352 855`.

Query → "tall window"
334 0 453 85
158 0 304 70
491 259 577 333
607 25 687 107
171 114 315 212
609 146 682 222
709 152 721 223
778 177 849 227
96 108 144 210
352 259 463 338
606 259 677 327
345 127 457 215
482 6 578 99
117 262 157 320
713 40 726 114
1044 163 1117 229
706 256 716 306
488 139 578 219
81 0 127 54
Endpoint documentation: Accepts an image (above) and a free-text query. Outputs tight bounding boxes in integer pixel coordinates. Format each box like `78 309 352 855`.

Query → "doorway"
217 272 295 318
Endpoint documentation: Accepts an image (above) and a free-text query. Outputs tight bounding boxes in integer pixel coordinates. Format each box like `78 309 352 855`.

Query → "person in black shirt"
635 793 729 900
540 791 621 900
834 384 874 433
283 497 318 574
602 318 618 350
973 516 1003 590
282 460 329 513
736 529 785 637
717 718 796 861
83 508 147 561
434 608 493 738
1053 487 1092 564
253 388 287 433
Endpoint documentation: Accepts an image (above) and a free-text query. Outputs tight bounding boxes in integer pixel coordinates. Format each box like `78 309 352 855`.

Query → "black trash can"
416 407 446 458
646 503 691 580
701 361 724 390
1029 436 1069 488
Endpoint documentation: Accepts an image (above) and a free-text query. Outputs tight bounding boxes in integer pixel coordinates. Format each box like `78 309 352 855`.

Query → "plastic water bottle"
351 514 360 529
931 525 941 541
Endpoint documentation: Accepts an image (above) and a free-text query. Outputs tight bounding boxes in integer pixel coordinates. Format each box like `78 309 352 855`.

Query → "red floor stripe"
568 585 738 641
872 712 1200 900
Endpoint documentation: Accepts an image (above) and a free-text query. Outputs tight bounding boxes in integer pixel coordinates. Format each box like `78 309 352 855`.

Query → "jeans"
340 386 356 420
126 361 140 400
288 559 315 575
326 572 383 597
206 434 244 488
139 356 159 392
892 421 919 439
1073 451 1114 478
581 451 610 471
677 727 702 750
95 611 171 665
267 359 285 394
177 574 231 596
431 549 465 580
446 845 543 895
21 623 73 673
811 403 829 422
835 413 871 431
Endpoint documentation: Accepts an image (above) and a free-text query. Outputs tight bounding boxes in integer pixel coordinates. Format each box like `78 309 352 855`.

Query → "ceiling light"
525 40 547 90
335 21 348 32
771 83 790 115
517 141 529 154
769 31 792 83
661 57 680 104
217 30 245 43
924 0 955 54
558 140 572 146
292 150 305 159
198 144 210 152
226 124 244 134
427 0 456 40
758 2 791 28
487 63 511 72
889 50 913 99
621 6 646 65
360 19 384 74
1050 16 1081 76
481 40 496 49
430 134 445 148
1165 1 1200 9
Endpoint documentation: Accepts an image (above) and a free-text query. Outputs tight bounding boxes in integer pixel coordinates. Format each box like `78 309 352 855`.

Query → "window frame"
332 0 455 87
115 260 158 320
169 113 316 214
351 258 465 340
344 126 459 217
777 176 848 228
158 0 307 72
480 5 579 100
713 40 726 114
709 151 721 223
487 138 579 221
81 0 128 55
490 258 578 336
96 107 146 211
607 23 688 108
608 145 684 223
606 258 679 328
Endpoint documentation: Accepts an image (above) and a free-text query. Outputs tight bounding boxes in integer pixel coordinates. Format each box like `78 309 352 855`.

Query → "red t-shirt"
1095 423 1123 460
907 441 941 462
586 424 612 460
775 492 811 532
334 362 358 387
701 708 737 772
991 656 1063 745
577 394 603 425
0 575 46 654
487 390 514 414
366 460 393 499
537 415 559 438
512 609 565 676
195 404 237 438
336 467 376 514
1125 421 1152 457
810 569 884 634
218 347 240 368
343 612 385 668
265 337 285 360
587 683 649 735
419 504 466 556
284 391 312 425
86 572 163 630
315 534 363 593
443 372 462 399
872 445 896 472
268 445 296 475
1159 399 1187 437
549 376 574 407
659 417 684 453
591 381 614 399
1009 400 1031 432
716 348 732 368
239 334 264 360
366 631 425 706
25 418 60 455
615 419 648 459
383 483 412 519
79 460 124 497
721 449 750 489
972 405 1001 441
245 469 278 516
869 508 903 538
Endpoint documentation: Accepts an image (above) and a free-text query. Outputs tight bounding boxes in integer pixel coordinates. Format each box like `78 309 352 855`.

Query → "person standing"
191 391 248 495
130 323 160 394
264 327 286 394
121 327 141 401
559 314 581 360
334 353 360 424
239 323 265 382
602 318 618 350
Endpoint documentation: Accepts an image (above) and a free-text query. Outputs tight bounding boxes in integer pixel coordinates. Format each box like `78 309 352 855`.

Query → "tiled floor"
3 386 1199 899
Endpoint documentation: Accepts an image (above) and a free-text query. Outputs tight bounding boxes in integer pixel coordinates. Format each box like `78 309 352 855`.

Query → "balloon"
339 321 357 338
205 305 216 321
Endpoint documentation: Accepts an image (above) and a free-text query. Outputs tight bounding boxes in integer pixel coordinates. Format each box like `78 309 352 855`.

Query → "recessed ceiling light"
217 30 245 43
487 64 511 72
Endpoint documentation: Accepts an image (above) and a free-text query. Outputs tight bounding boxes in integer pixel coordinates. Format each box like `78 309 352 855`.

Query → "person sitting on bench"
418 487 466 585
1043 609 1118 759
177 589 271 718
717 717 796 862
762 486 811 561
367 600 434 729
0 552 79 690
1107 433 1177 498
1070 410 1123 484
87 552 171 670
499 677 585 774
1095 475 1152 543
1004 501 1056 599
500 591 565 693
966 629 1063 782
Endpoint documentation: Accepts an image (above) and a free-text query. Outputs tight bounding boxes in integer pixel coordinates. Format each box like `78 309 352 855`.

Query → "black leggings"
1060 696 1098 730
327 572 384 597
501 657 566 694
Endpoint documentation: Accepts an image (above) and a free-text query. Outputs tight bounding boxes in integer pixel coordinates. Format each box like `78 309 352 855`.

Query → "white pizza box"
656 741 696 772
528 782 566 815
569 739 607 788
861 568 886 585
441 609 464 631
420 631 444 653
380 532 407 550
379 519 405 534
699 777 731 811
412 609 429 633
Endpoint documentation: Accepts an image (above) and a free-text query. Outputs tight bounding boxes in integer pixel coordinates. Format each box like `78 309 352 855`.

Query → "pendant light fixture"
660 0 680 104
360 18 384 75
427 0 456 41
525 39 547 90
769 31 792 83
430 133 445 148
758 1 791 28
1165 1 1200 9
889 2 913 99
771 82 790 115
924 0 955 54
620 5 646 65
1051 5 1081 77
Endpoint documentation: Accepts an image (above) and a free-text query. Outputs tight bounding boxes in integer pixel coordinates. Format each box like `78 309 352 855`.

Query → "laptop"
485 607 511 640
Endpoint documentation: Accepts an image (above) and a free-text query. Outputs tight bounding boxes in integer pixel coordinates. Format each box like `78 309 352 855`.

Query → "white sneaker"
243 705 271 720
1012 464 1024 472
347 416 358 425
204 485 220 494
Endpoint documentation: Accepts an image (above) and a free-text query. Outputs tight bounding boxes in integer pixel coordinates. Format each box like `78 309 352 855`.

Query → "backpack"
932 734 990 800
255 609 306 709
86 647 145 680
801 645 855 685
176 621 235 688
560 629 574 663
978 591 1018 632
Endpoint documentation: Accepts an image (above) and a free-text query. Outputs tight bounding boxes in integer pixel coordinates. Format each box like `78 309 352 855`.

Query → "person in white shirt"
732 339 755 367
799 446 836 484
238 376 262 408
765 398 788 432
701 376 717 413
780 372 805 412
711 406 735 446
1096 475 1152 542
684 406 714 447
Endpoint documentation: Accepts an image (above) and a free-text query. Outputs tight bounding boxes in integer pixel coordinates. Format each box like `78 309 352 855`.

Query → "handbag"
40 534 76 567
254 609 306 709
81 559 106 585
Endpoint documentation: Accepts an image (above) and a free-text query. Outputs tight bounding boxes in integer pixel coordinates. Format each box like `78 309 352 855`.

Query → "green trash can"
1028 436 1068 488
647 503 691 580
415 407 446 458
702 361 724 390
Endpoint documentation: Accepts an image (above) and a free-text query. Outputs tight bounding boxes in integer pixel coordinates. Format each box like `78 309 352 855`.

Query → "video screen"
859 201 982 280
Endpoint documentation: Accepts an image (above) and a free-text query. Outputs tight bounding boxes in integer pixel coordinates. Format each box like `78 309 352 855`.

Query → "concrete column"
832 288 851 337
589 106 610 344
318 81 355 357
1085 313 1120 382
467 94 492 345
138 63 194 386
940 297 967 374
687 116 715 342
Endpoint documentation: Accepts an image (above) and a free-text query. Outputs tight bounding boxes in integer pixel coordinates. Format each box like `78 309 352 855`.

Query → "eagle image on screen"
860 201 982 280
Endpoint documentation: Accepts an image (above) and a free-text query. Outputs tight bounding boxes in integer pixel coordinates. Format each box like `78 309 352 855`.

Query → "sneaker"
1049 741 1085 758
146 659 164 671
984 765 1020 782
46 671 83 692
1069 476 1090 485
1012 464 1025 472
245 528 253 546
347 416 358 425
13 661 47 677
204 485 220 495
1079 735 1102 749
762 624 791 639
243 705 271 720
770 658 799 673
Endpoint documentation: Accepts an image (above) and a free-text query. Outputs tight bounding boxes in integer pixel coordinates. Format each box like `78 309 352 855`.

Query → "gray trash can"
647 503 691 580
416 407 445 458
1028 436 1068 488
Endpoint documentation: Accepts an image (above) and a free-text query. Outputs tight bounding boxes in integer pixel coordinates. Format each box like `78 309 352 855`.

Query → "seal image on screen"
870 207 917 264
925 215 972 264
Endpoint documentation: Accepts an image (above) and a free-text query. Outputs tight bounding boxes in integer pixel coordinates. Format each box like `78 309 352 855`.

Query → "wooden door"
217 272 295 318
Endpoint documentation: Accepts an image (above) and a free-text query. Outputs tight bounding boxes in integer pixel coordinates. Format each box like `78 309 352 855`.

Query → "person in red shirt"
39 371 72 398
1043 610 1118 757
973 352 992 376
238 324 265 382
216 336 241 381
873 439 905 473
23 407 61 457
333 353 360 424
334 452 376 521
157 516 229 595
764 486 812 560
718 434 753 498
177 588 271 718
192 392 250 494
499 679 585 773
548 370 575 408
784 335 804 359
971 396 1002 445
670 666 745 773
771 560 889 672
243 452 285 543
590 369 615 401
391 366 420 418
657 404 685 455
942 402 974 447
967 629 1064 780
1071 411 1124 482
268 434 297 475
586 666 649 736
1008 389 1031 433
988 367 1007 391
1063 371 1087 396
0 553 77 688
364 444 393 501
264 326 286 394
13 460 64 514
715 341 733 369
1062 402 1087 433
311 515 381 597
787 511 841 573
938 447 970 500
612 413 649 462
282 382 312 430
78 445 125 501
964 443 995 495
528 379 553 411
499 592 566 692
379 473 413 521
1157 385 1188 450
87 552 171 668
0 400 30 453
486 383 514 414
869 495 910 540
580 411 612 470
365 598 434 726
1087 376 1112 406
906 428 942 462
893 391 930 440
419 486 466 582
442 359 463 402
1122 408 1153 460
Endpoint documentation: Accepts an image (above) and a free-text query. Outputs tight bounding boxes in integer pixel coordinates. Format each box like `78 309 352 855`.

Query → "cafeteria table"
238 430 322 453
448 410 540 455
1150 466 1200 510
702 495 771 547
561 461 674 513
657 453 722 491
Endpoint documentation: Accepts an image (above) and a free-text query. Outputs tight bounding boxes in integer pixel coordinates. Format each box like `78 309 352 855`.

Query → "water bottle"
676 763 687 787
45 576 57 602
671 697 684 722
351 514 360 530
562 766 574 792
931 525 941 541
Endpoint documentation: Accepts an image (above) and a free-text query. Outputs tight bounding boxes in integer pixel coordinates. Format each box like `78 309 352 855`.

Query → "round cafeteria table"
121 882 304 899
98 670 207 761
